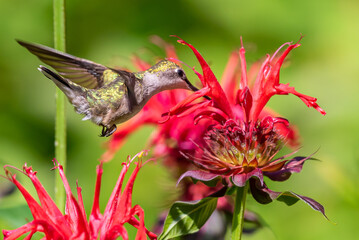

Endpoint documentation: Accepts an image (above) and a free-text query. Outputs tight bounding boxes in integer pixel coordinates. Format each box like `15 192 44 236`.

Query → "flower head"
102 37 309 207
103 36 327 219
169 37 327 218
2 152 157 240
165 36 325 180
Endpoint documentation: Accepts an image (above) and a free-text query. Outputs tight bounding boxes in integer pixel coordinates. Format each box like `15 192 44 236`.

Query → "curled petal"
163 87 211 120
129 216 157 240
131 205 147 240
260 160 287 172
231 168 263 187
176 101 212 119
194 106 228 124
3 222 36 240
177 170 221 186
264 155 316 181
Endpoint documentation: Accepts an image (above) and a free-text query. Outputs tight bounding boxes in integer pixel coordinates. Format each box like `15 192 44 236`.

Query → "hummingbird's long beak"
184 78 211 100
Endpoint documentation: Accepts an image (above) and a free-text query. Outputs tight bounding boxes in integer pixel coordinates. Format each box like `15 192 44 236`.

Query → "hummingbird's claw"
99 124 117 137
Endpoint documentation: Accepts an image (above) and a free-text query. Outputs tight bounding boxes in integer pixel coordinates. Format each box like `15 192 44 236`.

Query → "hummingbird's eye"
175 69 185 79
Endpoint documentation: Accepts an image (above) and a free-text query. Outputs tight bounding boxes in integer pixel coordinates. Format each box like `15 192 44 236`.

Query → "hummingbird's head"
143 60 200 93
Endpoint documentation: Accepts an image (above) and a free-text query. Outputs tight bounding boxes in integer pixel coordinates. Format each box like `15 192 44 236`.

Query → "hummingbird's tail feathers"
38 65 72 89
38 65 84 102
38 65 92 121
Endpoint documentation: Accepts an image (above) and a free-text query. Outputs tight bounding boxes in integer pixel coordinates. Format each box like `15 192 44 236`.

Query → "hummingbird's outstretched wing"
17 40 118 89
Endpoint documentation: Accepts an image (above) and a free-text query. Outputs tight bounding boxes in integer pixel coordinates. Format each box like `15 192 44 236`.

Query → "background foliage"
0 0 358 239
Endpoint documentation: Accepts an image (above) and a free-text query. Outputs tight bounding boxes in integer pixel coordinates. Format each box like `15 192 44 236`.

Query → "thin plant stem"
231 183 249 240
53 0 66 211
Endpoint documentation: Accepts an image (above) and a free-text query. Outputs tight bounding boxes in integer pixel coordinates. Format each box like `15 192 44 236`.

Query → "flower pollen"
187 118 286 177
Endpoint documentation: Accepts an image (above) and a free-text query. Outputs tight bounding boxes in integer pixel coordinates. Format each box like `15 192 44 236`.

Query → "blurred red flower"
2 152 156 240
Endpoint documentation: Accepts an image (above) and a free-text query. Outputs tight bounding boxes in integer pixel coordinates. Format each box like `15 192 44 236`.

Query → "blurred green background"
0 0 358 239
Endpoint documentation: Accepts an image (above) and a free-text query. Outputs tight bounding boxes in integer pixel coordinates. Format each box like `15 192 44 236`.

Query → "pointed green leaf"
250 178 328 219
276 191 329 220
158 197 218 240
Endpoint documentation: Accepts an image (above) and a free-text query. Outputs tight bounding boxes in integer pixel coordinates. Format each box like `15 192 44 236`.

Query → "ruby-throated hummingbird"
17 40 202 137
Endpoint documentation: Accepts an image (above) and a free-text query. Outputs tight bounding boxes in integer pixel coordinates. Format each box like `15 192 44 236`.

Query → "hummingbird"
17 40 203 137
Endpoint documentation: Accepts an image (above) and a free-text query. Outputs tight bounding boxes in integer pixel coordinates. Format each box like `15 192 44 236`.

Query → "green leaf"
276 191 300 206
158 197 218 240
276 191 329 220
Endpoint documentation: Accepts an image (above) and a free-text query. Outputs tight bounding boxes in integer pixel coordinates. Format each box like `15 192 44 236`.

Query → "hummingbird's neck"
135 71 164 102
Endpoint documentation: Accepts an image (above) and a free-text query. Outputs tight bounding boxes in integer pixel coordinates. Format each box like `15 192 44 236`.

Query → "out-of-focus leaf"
243 210 266 234
0 182 16 198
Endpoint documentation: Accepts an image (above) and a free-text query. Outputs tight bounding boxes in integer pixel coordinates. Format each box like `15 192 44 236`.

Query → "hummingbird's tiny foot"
99 124 107 137
104 124 117 137
99 124 117 137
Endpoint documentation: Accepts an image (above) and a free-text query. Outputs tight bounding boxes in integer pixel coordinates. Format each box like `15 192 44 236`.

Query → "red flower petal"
231 168 263 187
177 170 221 186
175 36 233 118
163 87 211 120
248 38 325 123
275 83 326 115
220 51 240 104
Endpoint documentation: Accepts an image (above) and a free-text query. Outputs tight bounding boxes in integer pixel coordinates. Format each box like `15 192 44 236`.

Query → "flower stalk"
53 0 66 211
231 183 249 240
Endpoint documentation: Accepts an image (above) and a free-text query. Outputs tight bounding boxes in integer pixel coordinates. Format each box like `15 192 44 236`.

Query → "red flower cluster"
104 36 327 221
168 36 325 182
167 36 327 218
2 152 156 240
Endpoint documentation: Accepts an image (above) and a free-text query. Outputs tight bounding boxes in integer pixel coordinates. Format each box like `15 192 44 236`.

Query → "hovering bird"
17 40 203 137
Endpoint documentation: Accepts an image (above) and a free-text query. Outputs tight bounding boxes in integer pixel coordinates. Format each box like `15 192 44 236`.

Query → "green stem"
231 183 249 240
53 0 66 211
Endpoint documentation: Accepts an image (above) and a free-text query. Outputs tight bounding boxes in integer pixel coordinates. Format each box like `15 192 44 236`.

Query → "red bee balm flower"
170 37 327 218
2 152 157 240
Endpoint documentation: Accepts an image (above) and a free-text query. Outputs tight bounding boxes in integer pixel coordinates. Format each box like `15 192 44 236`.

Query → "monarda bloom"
102 38 311 236
167 36 327 218
2 152 157 240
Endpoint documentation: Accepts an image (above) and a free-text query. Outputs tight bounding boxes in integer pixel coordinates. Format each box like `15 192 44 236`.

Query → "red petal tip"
240 36 244 48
